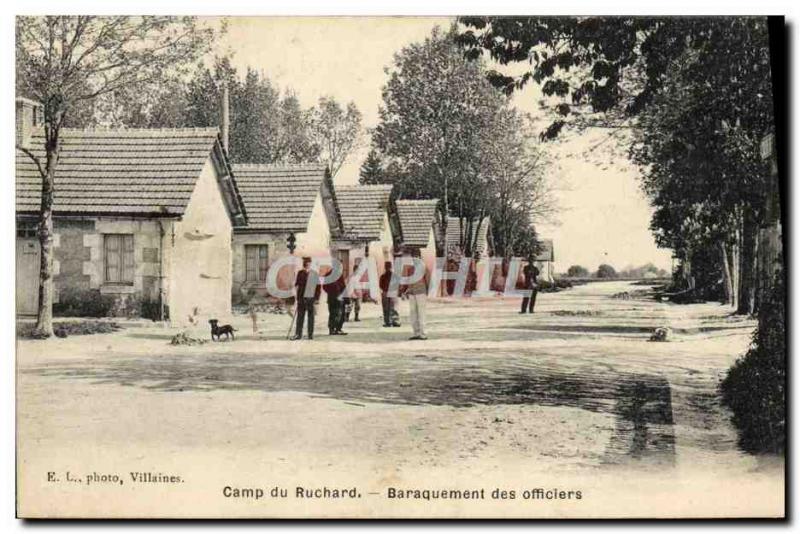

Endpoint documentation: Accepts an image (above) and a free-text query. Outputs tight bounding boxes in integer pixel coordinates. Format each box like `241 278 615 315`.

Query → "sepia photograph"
11 12 786 519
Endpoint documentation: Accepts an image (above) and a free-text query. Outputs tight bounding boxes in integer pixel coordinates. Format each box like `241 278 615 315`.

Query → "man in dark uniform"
520 260 540 314
379 261 400 327
323 267 347 335
292 257 321 340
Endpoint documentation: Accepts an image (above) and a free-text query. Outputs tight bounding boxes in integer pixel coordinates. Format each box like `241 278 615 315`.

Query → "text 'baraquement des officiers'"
221 486 583 501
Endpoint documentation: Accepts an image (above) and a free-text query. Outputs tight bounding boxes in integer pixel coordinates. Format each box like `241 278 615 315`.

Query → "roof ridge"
337 184 393 189
397 198 439 204
233 162 325 169
60 127 219 134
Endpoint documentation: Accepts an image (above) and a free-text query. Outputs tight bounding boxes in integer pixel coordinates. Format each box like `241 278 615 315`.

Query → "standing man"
345 257 364 322
352 257 363 322
379 261 400 327
400 250 429 340
292 257 321 340
323 267 347 336
520 258 540 314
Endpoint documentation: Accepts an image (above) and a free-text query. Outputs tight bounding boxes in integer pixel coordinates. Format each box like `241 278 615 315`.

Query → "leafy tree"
273 92 320 164
234 67 283 163
483 109 554 259
457 16 776 314
505 223 540 262
373 26 552 258
632 36 771 311
126 58 317 164
122 58 367 168
596 264 617 279
618 263 670 280
567 265 590 278
359 149 386 185
373 27 506 245
16 16 215 337
312 97 363 178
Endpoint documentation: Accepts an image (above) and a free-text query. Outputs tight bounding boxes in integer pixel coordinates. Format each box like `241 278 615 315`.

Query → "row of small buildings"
15 97 553 325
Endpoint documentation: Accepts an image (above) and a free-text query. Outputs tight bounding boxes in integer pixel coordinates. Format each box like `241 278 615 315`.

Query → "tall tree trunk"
464 217 473 257
737 210 759 316
730 237 740 311
33 146 57 338
470 216 484 259
720 241 733 306
682 248 694 290
442 167 449 231
435 165 449 257
757 224 782 308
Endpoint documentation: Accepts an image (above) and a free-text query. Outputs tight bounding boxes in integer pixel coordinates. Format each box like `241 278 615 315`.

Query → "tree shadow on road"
23 352 677 465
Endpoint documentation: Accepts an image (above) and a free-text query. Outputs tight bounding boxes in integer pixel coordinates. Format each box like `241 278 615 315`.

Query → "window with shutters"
245 244 269 283
104 234 135 284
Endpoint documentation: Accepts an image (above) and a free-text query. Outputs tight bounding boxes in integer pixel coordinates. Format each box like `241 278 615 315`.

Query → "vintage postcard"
14 15 785 519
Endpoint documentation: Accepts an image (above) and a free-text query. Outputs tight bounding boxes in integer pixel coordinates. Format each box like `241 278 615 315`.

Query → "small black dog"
209 319 236 341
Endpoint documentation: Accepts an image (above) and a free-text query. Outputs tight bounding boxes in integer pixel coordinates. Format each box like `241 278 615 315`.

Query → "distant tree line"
564 263 668 280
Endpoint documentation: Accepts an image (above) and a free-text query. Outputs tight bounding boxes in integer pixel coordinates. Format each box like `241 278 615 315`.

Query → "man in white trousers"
399 249 430 340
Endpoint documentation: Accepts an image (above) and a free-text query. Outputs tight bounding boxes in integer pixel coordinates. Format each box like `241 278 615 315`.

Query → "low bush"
18 320 123 339
720 267 785 454
53 287 163 319
53 288 117 317
538 279 573 293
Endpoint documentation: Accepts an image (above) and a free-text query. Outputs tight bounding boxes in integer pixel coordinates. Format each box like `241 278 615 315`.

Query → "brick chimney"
220 83 230 154
16 97 42 149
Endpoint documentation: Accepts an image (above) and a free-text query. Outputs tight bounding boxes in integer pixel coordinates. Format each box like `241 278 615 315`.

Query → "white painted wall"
168 158 233 326
421 228 437 275
366 212 395 274
534 261 555 283
295 193 331 258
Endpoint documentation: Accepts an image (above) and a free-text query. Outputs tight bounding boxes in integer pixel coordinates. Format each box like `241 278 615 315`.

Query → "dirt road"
16 281 784 518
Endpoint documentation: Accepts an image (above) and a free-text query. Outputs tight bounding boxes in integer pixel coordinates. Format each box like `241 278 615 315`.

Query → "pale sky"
215 16 673 273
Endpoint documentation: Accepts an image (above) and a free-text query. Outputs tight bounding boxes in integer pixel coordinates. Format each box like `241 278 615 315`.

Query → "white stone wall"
82 219 162 294
421 229 437 275
168 158 233 326
368 212 395 275
295 193 332 257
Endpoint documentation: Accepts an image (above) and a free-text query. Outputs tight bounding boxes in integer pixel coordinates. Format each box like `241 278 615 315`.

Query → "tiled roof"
16 128 234 217
335 185 393 241
445 216 491 256
233 163 327 233
396 199 439 247
535 239 554 262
